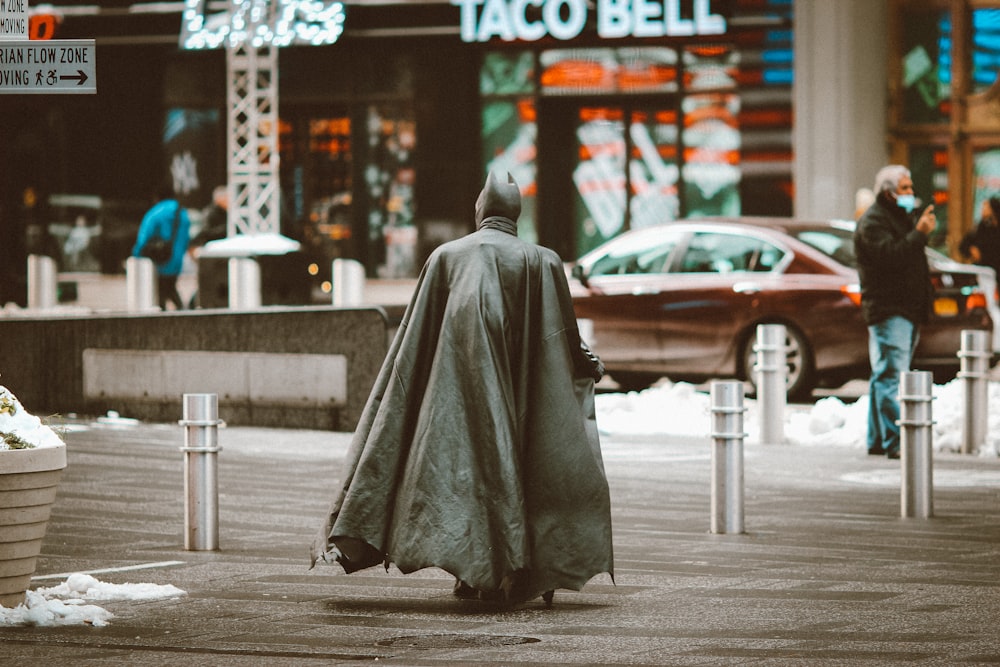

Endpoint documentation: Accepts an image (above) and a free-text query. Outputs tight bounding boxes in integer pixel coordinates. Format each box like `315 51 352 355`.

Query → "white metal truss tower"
225 2 280 237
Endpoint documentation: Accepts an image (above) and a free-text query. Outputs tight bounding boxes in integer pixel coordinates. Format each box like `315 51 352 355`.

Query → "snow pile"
0 573 185 627
596 382 712 437
595 378 1000 456
784 395 868 448
0 385 63 450
199 232 301 257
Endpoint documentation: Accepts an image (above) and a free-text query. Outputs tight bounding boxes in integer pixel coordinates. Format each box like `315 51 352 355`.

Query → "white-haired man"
854 165 936 459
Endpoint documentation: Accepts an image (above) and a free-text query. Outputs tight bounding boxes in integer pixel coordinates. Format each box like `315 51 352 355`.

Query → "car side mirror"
571 263 589 288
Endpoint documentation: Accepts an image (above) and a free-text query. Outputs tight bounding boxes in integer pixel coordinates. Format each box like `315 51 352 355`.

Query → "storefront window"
908 145 949 250
482 98 538 242
574 107 626 256
481 50 538 242
277 112 354 282
540 47 678 95
683 44 737 91
570 103 681 258
629 109 679 230
617 48 679 93
165 108 223 210
541 48 617 95
680 44 740 218
481 51 534 95
900 8 951 123
306 116 353 256
480 3 793 255
365 105 417 278
972 9 1000 92
682 93 740 217
973 148 1000 217
732 12 793 216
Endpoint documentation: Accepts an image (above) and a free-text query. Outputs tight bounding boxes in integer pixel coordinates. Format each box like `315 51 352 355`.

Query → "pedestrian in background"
311 171 614 605
132 185 191 311
186 185 229 308
195 185 229 247
854 165 935 459
959 196 1000 280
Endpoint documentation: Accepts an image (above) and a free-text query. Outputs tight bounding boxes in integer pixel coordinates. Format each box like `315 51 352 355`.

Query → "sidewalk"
3 419 999 664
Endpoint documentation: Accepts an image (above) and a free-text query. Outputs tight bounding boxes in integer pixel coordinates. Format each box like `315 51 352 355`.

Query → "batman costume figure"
311 171 614 604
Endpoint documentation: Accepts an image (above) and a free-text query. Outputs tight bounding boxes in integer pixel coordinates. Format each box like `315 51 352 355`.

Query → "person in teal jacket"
132 185 191 310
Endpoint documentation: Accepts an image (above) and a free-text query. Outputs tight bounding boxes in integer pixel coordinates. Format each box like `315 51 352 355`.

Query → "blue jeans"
867 316 918 454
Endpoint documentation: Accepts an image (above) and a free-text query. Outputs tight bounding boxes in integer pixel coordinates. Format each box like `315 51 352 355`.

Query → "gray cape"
311 218 614 600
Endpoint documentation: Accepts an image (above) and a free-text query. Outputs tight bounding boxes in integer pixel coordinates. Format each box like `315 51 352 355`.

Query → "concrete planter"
0 444 66 608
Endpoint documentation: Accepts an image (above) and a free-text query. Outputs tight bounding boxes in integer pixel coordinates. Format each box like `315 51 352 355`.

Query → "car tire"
740 324 815 401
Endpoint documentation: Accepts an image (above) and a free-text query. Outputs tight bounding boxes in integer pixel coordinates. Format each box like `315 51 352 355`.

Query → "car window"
677 232 783 273
588 232 680 277
795 229 857 268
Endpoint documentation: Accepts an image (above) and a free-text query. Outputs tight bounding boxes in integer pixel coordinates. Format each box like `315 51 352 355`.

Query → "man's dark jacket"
854 196 932 326
311 207 614 600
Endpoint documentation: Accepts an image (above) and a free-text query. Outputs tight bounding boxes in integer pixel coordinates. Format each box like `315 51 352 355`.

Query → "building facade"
1 0 998 302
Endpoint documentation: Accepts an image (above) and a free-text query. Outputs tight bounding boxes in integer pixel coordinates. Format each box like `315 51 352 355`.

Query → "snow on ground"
594 378 1000 456
0 574 184 627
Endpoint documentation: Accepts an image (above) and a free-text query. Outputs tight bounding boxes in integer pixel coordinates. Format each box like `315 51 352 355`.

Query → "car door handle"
733 282 761 295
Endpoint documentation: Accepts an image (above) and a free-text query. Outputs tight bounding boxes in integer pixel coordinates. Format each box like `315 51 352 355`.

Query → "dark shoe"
868 447 886 456
542 590 554 606
886 449 900 460
452 580 478 599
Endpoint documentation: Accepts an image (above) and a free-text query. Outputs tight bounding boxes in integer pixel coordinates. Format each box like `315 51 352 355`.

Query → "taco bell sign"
452 0 726 43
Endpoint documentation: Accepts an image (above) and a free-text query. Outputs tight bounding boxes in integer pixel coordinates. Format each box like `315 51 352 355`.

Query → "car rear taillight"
966 291 988 312
841 284 862 307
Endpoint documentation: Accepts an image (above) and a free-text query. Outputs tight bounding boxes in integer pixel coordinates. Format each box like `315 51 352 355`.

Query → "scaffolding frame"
225 1 281 237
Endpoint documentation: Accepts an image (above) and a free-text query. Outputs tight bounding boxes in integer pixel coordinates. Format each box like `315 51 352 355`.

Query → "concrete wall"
794 0 889 220
0 307 389 432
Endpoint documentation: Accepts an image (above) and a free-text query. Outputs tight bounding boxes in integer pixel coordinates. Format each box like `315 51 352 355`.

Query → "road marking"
31 560 185 581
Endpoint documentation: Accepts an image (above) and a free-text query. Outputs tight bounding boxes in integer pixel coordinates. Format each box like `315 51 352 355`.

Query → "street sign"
0 0 28 40
0 39 96 94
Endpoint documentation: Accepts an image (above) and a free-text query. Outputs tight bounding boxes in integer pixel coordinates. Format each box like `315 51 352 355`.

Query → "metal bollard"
27 254 58 310
899 371 934 519
180 393 223 550
755 324 787 445
125 256 158 311
332 258 365 307
228 257 261 309
958 330 991 455
710 380 746 534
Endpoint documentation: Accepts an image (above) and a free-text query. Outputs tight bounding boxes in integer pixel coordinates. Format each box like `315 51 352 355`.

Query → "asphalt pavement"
2 414 999 665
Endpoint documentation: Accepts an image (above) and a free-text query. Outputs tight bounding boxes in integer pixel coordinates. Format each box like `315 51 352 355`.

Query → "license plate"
934 297 958 316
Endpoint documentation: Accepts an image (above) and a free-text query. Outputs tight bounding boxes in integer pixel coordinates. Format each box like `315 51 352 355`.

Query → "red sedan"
568 218 994 398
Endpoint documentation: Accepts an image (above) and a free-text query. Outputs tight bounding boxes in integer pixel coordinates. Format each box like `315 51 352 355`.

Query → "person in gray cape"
311 171 614 604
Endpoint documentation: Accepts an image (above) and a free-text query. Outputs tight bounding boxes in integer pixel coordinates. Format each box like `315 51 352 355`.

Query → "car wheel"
740 324 815 400
610 371 662 393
